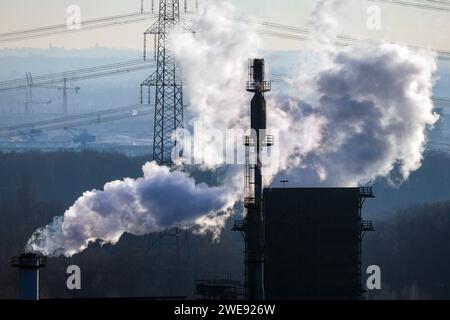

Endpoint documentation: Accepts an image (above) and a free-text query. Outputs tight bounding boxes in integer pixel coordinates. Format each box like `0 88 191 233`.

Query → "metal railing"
243 135 255 146
263 135 274 147
243 135 274 147
359 187 374 198
232 220 246 231
11 254 47 268
244 196 256 207
246 80 271 92
361 220 374 232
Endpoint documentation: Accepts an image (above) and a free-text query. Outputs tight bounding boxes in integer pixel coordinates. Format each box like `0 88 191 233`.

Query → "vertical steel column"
244 59 271 300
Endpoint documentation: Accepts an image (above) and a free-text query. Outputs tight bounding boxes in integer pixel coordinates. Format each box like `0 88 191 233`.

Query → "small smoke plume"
26 162 239 257
308 0 340 50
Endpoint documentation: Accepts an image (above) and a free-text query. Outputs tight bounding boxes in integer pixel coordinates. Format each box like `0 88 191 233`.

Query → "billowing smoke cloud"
26 162 239 257
26 0 438 257
25 0 250 258
269 0 438 186
173 0 438 187
271 44 438 186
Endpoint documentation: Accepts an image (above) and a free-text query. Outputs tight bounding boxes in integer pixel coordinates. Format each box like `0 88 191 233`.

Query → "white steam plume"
271 43 438 186
173 0 438 187
269 0 438 186
25 0 252 258
171 0 260 169
26 162 239 257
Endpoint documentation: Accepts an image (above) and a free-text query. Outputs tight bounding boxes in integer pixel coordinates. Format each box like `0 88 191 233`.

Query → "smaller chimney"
11 253 47 300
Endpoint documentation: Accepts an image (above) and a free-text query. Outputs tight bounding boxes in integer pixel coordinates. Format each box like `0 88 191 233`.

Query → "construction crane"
61 78 80 115
24 72 52 113
0 60 155 92
38 78 80 115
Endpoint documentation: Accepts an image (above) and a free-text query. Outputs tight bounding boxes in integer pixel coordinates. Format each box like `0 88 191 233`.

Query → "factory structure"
11 253 47 300
4 0 450 303
232 58 375 300
263 187 374 299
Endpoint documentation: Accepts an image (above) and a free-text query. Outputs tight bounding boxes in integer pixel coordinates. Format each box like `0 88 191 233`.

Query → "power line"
0 59 146 87
0 9 192 43
0 104 153 138
421 0 450 7
1 71 448 141
1 104 148 131
1 8 449 61
0 11 148 37
0 12 158 43
270 71 450 108
181 14 450 60
0 61 156 91
432 96 450 106
369 0 450 12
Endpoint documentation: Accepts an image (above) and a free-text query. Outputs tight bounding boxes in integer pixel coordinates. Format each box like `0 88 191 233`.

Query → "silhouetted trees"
364 201 450 299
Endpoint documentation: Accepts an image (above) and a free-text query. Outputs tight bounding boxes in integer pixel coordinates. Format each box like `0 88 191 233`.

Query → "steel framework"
141 0 193 165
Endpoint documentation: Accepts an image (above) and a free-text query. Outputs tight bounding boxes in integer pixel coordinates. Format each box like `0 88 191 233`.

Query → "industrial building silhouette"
232 58 375 300
263 187 374 300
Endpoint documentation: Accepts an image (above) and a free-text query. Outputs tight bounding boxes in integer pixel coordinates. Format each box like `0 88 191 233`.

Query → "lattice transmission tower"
141 0 194 165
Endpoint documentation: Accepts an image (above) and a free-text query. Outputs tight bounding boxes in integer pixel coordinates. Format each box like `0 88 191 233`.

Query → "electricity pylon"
141 0 194 165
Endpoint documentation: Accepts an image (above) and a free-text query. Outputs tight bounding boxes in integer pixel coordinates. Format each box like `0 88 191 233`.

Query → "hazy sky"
0 0 449 52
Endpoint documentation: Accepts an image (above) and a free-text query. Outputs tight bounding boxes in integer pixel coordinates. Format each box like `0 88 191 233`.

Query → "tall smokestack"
244 58 271 300
11 253 47 300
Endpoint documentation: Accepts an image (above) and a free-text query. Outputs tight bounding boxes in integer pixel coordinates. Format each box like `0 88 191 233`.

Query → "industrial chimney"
11 253 47 300
235 58 272 300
